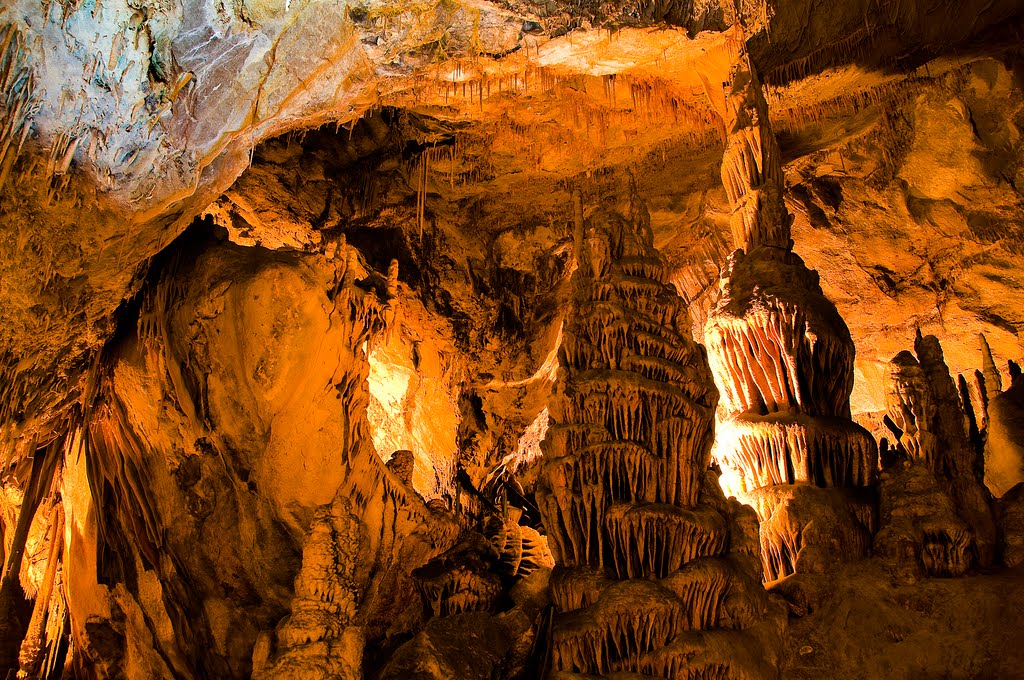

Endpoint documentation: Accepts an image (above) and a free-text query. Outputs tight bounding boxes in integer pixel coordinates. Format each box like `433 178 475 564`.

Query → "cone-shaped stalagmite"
702 30 877 582
537 192 777 678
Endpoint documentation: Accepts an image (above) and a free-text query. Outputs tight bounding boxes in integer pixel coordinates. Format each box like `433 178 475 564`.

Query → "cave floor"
779 561 1024 679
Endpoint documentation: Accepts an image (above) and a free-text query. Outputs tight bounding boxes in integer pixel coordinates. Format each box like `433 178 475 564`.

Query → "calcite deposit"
704 31 878 582
536 195 779 677
1 0 1024 676
876 332 998 576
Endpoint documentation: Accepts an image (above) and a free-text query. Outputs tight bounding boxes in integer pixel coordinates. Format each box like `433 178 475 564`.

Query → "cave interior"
1 0 1024 677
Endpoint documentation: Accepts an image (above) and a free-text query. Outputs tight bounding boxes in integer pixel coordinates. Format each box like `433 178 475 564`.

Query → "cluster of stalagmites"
537 199 777 679
876 332 1000 577
704 37 877 582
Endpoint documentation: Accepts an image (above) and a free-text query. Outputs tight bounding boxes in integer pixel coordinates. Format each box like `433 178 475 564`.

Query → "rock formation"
876 332 998 576
1 230 465 678
536 193 779 678
986 363 1024 567
997 483 1024 568
703 31 878 582
380 456 555 678
1 0 1024 675
0 431 67 673
253 494 366 680
983 363 1024 499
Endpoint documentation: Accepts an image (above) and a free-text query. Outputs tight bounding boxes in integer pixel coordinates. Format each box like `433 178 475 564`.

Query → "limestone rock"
254 494 366 679
881 334 997 572
745 485 874 582
537 194 778 677
378 611 519 680
875 461 975 578
984 379 1024 499
0 0 1023 675
996 483 1024 568
704 31 877 583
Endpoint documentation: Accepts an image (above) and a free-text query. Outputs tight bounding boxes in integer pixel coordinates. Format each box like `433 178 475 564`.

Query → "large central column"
703 32 878 581
537 193 776 678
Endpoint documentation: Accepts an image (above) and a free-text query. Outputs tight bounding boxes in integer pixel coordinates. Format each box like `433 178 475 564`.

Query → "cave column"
701 28 879 581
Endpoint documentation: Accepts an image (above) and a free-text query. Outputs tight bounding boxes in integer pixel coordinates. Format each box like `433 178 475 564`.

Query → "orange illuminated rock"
537 194 778 677
985 377 1024 499
1 0 1023 674
703 32 877 582
878 333 998 576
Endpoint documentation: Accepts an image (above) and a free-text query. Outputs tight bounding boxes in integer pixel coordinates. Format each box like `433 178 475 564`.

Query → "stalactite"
717 416 877 494
0 428 68 671
414 545 505 618
86 390 165 575
17 503 64 678
54 237 462 678
0 24 38 192
631 628 766 679
772 78 907 134
762 26 880 87
745 484 875 582
416 151 427 241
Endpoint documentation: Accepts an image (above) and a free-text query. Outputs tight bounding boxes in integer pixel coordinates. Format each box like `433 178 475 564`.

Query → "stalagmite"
912 334 997 565
0 0 1022 671
702 28 877 582
876 334 997 576
537 194 777 677
253 495 365 680
979 334 1002 400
